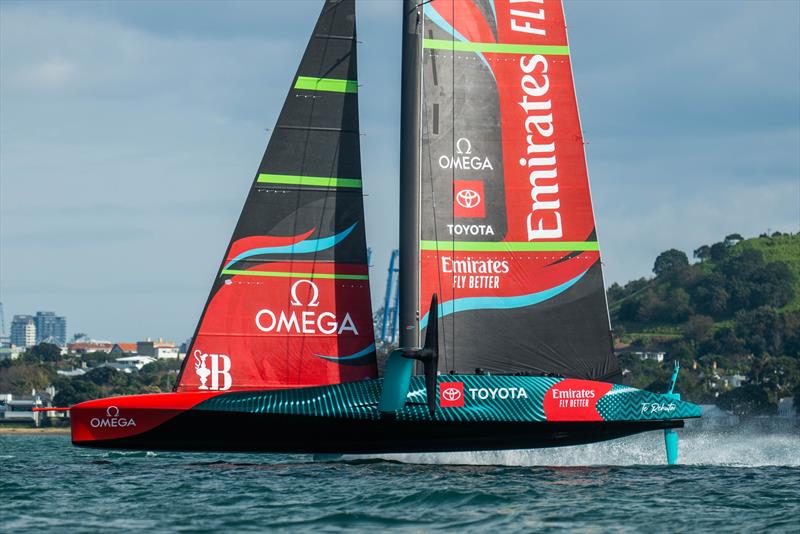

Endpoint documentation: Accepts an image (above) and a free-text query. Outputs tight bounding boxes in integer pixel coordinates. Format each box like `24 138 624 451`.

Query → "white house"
103 355 157 373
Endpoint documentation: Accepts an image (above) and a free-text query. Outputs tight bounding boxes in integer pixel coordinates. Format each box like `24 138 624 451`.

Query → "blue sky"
1 0 798 342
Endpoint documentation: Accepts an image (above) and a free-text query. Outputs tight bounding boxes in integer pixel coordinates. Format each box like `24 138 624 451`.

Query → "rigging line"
450 0 456 373
422 20 451 373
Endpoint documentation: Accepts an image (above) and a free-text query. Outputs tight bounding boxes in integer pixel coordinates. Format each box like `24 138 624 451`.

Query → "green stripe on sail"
294 76 358 93
423 38 569 56
221 269 368 280
420 241 599 252
257 174 362 189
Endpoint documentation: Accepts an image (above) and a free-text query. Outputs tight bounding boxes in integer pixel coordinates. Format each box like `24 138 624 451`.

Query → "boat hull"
70 376 700 453
74 409 682 453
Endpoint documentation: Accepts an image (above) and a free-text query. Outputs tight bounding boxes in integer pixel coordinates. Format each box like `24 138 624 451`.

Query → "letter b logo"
210 354 232 391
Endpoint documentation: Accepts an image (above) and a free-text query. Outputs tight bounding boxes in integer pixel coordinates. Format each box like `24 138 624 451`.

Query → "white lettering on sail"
518 54 562 240
255 280 359 336
446 224 495 236
438 137 494 170
510 0 546 36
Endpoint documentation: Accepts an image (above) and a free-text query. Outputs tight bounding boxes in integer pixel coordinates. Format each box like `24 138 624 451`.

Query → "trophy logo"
194 350 211 390
193 350 232 391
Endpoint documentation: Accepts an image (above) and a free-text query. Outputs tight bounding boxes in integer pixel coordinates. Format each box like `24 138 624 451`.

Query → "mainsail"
414 0 619 380
176 0 377 392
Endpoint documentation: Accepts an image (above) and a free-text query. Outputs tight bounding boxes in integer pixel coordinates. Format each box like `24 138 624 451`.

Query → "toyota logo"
456 189 481 209
106 406 120 417
442 387 462 402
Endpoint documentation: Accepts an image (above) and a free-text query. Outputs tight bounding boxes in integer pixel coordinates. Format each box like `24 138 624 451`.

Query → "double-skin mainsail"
407 0 620 381
176 0 377 392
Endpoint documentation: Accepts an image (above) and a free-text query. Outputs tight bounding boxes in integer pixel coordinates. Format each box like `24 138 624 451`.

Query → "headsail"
176 0 377 392
415 0 619 381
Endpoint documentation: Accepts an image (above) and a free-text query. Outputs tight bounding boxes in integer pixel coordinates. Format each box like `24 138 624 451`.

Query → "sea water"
1 421 798 533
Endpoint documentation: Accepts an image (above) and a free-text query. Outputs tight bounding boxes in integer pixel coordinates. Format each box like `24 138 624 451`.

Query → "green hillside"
729 233 800 310
607 232 799 412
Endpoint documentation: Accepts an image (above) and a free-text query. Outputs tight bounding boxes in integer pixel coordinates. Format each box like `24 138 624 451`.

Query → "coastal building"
110 343 138 355
137 338 177 357
155 346 180 359
34 311 67 346
103 355 157 373
720 374 747 389
0 346 25 360
623 350 665 363
10 315 36 347
67 341 114 354
0 387 58 427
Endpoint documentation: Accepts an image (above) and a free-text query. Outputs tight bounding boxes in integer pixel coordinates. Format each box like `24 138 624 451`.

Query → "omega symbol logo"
106 406 120 417
456 189 481 209
456 137 472 154
290 279 320 307
442 387 462 402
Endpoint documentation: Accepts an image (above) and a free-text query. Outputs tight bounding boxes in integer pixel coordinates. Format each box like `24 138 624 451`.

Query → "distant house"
57 368 87 377
110 343 137 355
136 338 176 357
102 356 157 373
0 346 25 361
155 346 180 360
628 351 665 363
0 387 58 427
720 374 747 389
67 341 113 355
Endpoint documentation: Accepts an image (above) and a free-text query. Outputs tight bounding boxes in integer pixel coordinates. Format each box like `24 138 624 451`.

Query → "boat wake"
340 424 800 467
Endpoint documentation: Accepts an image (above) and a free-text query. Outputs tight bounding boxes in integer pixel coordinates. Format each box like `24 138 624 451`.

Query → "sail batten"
176 0 377 393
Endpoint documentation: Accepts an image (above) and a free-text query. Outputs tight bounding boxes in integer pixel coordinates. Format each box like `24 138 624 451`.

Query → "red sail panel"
418 0 618 379
182 263 376 391
175 0 378 392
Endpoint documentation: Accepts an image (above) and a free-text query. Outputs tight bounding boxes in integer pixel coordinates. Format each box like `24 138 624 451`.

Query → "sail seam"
220 269 369 280
420 241 599 251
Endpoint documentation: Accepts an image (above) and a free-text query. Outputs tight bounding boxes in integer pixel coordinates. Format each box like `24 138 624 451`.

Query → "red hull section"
70 392 222 444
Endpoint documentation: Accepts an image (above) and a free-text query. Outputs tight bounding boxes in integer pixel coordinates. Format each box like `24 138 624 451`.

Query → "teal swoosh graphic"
222 223 357 271
314 343 376 365
423 4 496 81
419 271 588 329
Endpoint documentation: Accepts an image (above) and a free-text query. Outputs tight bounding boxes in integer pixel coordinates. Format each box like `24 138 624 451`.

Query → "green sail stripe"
420 241 599 252
257 174 362 189
294 76 358 93
423 38 569 56
221 269 368 280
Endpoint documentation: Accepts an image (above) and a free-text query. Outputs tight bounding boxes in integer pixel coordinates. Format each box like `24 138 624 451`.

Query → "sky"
1 0 798 343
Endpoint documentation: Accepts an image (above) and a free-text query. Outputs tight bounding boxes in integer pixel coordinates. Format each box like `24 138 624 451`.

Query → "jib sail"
176 0 377 392
414 0 619 381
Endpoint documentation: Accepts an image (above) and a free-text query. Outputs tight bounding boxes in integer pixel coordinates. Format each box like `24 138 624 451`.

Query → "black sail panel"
416 0 619 381
177 0 378 392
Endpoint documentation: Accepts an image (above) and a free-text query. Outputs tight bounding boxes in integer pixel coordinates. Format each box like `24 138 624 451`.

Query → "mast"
399 0 422 348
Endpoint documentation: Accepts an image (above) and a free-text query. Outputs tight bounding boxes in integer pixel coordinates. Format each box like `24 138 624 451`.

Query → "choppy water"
1 423 798 533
